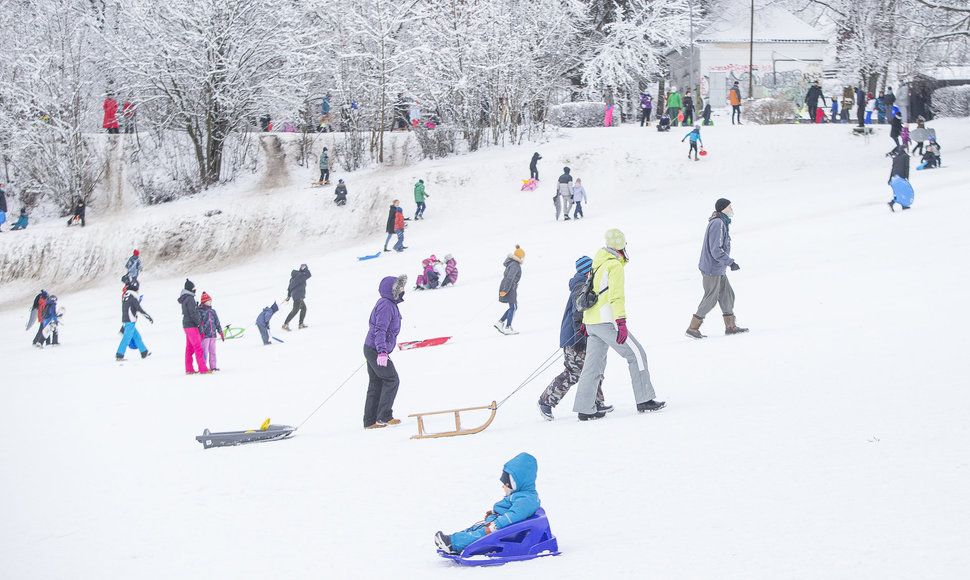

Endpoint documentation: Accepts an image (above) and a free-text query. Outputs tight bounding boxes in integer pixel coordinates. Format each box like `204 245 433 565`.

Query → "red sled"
398 336 452 350
699 148 707 156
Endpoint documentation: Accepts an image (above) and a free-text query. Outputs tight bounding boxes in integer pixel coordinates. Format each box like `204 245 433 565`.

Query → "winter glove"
579 324 587 337
144 314 154 324
730 262 740 271
615 318 628 345
485 521 498 534
377 353 388 367
485 509 496 518
285 296 291 302
220 331 225 342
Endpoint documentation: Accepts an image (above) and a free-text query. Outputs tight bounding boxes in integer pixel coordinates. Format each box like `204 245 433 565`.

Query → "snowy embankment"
2 116 968 579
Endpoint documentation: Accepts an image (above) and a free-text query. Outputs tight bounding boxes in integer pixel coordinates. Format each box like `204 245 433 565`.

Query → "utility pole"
748 0 754 98
688 0 695 98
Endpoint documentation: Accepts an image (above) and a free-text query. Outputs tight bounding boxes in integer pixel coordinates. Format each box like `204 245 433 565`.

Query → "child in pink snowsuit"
199 292 224 371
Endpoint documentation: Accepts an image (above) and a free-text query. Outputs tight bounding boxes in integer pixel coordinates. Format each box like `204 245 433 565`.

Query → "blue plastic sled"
890 176 914 207
358 251 382 261
916 163 943 170
437 508 561 567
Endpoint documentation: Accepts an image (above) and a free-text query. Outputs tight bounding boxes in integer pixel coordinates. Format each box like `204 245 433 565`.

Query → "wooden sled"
408 401 497 439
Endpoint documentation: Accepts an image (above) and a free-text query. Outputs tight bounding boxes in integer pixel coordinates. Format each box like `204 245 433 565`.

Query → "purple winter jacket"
365 276 404 353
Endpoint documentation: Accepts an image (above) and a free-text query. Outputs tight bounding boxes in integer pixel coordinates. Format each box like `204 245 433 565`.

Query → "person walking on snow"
413 179 429 219
682 90 695 126
805 81 825 123
282 264 312 330
729 81 742 125
116 279 152 361
529 152 541 181
686 199 749 339
603 85 616 127
318 147 330 183
199 292 224 371
537 256 612 420
384 199 399 251
571 229 665 420
363 274 407 429
555 167 573 221
125 249 142 283
178 279 210 374
572 178 587 219
682 125 703 161
887 146 912 212
890 111 903 146
639 92 653 126
434 453 540 555
392 206 407 251
103 92 119 134
494 245 524 335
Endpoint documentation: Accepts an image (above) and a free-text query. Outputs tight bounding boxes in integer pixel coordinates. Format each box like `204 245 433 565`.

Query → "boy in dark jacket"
363 275 407 429
537 256 610 420
116 279 153 360
435 453 541 555
282 264 312 330
178 279 209 374
334 179 347 206
529 152 541 180
256 302 279 345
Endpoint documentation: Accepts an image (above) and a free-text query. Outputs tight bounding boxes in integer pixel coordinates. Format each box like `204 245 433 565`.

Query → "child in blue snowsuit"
434 452 540 554
116 279 153 360
256 302 279 345
682 125 703 160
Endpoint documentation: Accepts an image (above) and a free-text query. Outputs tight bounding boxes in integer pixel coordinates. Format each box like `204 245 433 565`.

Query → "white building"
668 5 828 108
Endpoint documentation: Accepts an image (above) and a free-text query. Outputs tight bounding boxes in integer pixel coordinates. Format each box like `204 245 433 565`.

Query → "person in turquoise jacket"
681 125 703 160
413 179 429 219
435 452 540 554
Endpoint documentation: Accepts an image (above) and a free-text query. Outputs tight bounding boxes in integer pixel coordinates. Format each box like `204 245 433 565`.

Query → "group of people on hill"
552 167 587 220
414 254 458 290
102 91 136 134
0 184 29 231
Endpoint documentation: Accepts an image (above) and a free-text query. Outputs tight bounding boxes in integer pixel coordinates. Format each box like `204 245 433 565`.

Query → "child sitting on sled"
415 255 443 290
435 452 540 555
440 254 458 287
657 113 671 132
921 138 942 169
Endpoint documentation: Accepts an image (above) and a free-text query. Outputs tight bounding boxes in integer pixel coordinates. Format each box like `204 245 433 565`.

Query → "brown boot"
686 315 706 339
724 314 749 335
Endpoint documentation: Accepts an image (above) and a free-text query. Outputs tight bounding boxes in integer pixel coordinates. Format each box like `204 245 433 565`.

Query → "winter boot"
141 350 151 359
281 323 291 331
364 423 386 430
299 323 309 329
537 401 554 421
503 325 519 335
493 320 506 333
888 201 895 212
724 314 749 335
686 315 706 339
637 399 666 413
115 353 125 361
578 410 606 421
435 531 455 553
596 400 615 414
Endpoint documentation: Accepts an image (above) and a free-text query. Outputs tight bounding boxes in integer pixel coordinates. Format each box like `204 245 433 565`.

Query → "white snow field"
2 117 968 579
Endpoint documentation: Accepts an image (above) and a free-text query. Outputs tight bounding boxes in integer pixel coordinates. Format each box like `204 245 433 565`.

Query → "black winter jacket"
385 205 397 234
287 268 312 300
179 289 202 329
122 291 150 323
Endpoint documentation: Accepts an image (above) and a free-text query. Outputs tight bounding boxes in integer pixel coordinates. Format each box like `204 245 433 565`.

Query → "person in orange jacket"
729 81 742 125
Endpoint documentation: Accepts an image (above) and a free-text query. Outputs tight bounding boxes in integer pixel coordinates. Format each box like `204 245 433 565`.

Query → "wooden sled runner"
409 401 497 439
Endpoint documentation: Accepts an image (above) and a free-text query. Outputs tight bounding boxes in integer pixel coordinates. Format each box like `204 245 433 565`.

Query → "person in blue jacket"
256 302 279 345
681 125 703 160
537 256 610 420
32 294 61 347
435 452 540 555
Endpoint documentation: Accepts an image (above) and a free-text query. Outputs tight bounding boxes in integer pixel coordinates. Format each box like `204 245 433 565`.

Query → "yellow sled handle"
260 418 271 431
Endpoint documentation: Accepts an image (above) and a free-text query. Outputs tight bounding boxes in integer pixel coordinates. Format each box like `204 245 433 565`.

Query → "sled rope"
295 362 365 430
495 330 582 408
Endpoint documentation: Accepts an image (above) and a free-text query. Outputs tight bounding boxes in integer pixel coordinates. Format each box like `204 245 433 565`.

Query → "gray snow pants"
571 322 656 414
694 273 735 319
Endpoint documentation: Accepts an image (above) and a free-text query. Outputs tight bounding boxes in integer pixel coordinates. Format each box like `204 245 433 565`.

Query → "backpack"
575 266 608 312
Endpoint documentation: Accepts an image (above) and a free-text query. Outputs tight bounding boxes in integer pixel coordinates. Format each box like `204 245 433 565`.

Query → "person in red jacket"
121 97 136 134
103 92 120 134
392 206 407 252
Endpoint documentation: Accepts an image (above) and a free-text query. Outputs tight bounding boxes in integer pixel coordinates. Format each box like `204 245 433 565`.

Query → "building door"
709 72 727 108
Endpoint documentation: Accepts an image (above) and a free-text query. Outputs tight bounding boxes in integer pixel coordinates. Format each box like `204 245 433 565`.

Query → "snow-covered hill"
3 116 968 579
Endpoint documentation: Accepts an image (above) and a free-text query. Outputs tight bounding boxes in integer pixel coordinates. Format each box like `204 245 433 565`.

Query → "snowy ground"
2 116 969 579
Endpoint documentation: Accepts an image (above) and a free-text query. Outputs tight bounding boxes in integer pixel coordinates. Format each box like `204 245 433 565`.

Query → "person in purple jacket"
363 274 407 429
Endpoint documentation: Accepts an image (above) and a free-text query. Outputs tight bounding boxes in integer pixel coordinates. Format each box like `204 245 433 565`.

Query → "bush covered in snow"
745 98 798 125
931 85 970 118
548 102 607 127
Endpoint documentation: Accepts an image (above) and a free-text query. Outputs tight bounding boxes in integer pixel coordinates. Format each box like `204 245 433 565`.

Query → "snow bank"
547 102 606 127
931 85 970 118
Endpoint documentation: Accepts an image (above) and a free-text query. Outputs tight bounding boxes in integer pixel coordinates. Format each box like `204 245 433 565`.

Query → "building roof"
696 5 828 44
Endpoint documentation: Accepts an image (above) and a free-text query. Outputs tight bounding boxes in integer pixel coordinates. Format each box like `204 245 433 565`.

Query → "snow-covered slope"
3 116 968 579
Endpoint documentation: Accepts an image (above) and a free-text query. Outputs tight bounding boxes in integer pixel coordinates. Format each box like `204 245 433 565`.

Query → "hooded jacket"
256 302 279 327
365 275 405 354
122 290 150 323
178 289 202 329
559 272 589 348
582 247 627 326
287 267 312 300
498 255 522 304
413 181 428 202
394 208 405 231
490 452 540 530
698 212 734 276
386 204 397 234
200 304 223 338
572 184 587 203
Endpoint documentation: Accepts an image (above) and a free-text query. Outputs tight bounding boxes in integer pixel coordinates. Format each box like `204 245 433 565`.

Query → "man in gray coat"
555 167 573 221
686 198 749 338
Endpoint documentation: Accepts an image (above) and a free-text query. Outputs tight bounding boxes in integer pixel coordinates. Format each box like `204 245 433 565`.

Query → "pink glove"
377 353 388 367
616 319 628 344
579 324 587 337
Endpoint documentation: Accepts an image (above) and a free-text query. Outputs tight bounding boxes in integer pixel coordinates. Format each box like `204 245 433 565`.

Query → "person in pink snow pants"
178 279 209 374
